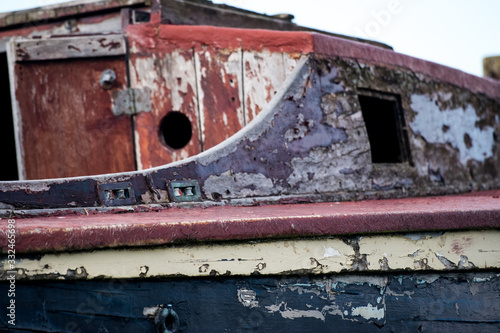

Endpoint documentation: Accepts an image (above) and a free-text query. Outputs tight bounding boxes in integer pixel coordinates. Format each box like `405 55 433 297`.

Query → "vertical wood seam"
6 38 26 180
240 43 246 127
124 34 139 171
193 47 204 152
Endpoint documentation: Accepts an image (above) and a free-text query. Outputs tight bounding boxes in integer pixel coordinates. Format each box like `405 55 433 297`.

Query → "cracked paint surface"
2 230 498 281
3 271 498 331
203 171 281 199
410 94 495 163
1 40 500 209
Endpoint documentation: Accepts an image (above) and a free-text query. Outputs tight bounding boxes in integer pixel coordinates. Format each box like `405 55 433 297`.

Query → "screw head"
100 69 116 90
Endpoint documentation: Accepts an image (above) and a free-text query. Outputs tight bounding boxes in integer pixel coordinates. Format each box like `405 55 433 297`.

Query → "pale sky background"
0 0 498 77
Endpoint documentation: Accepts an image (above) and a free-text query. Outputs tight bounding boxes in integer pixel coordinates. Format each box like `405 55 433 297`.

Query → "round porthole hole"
160 111 192 150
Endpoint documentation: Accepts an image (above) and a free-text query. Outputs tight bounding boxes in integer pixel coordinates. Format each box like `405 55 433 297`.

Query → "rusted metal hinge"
111 87 152 116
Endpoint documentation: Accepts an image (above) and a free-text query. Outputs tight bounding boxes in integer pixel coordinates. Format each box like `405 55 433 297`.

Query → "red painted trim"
2 191 499 254
127 24 314 53
312 33 500 101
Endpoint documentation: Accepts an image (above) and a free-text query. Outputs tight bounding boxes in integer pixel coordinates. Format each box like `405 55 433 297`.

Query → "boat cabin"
0 1 499 332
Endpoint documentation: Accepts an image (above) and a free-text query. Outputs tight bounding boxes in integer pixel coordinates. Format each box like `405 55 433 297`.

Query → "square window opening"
358 91 412 165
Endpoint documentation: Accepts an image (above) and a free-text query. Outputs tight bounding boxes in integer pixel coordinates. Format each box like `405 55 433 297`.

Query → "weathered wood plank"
195 47 244 150
4 230 499 280
13 35 126 62
130 49 202 169
1 273 498 332
10 57 135 179
243 51 300 124
0 0 147 28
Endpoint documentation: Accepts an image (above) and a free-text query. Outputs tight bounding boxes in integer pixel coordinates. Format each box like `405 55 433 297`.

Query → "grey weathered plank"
13 35 126 62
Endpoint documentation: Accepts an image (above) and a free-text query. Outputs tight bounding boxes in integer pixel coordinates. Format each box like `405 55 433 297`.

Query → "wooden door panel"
13 57 135 179
130 50 202 169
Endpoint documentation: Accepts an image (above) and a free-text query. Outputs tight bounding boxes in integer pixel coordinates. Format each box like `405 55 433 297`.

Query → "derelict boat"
0 0 499 332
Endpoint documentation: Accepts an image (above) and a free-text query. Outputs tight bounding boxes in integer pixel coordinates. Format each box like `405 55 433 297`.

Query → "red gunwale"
2 190 499 254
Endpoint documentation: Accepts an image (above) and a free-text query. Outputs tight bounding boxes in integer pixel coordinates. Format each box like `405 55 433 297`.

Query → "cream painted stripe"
3 230 499 280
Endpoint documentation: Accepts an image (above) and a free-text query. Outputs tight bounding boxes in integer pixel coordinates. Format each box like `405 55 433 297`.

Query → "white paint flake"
323 246 342 258
350 303 385 320
410 94 495 163
238 289 259 308
265 302 341 322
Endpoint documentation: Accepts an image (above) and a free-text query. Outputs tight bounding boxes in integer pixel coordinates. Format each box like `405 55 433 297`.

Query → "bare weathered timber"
0 0 148 28
243 51 301 123
12 35 126 61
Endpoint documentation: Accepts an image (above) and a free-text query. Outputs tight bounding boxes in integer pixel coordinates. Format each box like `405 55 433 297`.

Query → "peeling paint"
244 50 287 123
0 182 50 193
265 302 339 321
140 189 169 204
203 171 281 199
351 303 385 321
284 113 315 141
238 289 258 308
323 246 342 258
410 94 495 163
2 230 498 281
2 52 500 209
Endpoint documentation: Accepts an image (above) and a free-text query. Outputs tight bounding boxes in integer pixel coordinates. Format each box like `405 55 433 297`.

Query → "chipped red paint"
131 48 202 168
2 191 499 254
126 24 311 168
126 23 314 54
15 57 135 179
197 47 244 150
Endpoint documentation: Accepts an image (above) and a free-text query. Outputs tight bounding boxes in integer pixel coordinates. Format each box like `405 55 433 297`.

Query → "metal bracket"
167 180 201 202
111 87 152 116
98 182 136 206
